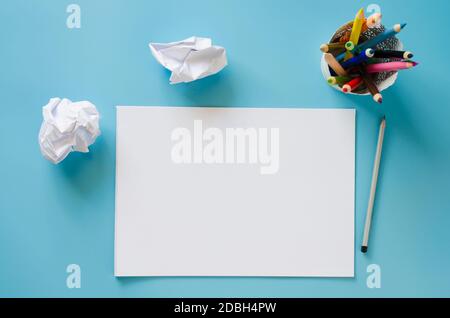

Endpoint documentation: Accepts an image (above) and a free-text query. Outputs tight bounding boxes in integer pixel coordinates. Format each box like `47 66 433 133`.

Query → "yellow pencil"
345 8 365 60
324 53 348 76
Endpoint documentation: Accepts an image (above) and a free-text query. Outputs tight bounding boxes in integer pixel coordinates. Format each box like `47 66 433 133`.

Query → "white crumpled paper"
149 36 227 84
38 98 101 164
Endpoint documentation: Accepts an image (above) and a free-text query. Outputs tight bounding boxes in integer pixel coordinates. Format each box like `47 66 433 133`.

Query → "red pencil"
342 77 363 93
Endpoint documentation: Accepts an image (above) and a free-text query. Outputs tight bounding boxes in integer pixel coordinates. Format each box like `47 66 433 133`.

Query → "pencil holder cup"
321 22 403 95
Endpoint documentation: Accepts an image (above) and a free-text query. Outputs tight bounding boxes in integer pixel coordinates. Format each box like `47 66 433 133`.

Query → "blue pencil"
341 48 374 69
336 23 406 61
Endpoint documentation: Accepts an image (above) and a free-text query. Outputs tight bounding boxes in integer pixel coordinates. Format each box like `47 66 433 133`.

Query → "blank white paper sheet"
115 106 355 277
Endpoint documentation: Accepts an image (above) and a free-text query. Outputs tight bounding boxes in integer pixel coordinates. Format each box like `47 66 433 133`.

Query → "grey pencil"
361 116 386 253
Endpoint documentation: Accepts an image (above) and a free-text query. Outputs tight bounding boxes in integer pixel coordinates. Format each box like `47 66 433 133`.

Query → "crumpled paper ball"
149 36 228 84
38 98 101 164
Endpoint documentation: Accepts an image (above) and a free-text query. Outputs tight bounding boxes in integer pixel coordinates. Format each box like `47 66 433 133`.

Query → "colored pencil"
357 23 407 52
320 42 346 53
365 59 380 65
366 13 382 28
336 23 407 61
373 50 413 59
342 76 363 93
324 53 348 76
341 48 374 69
339 14 382 44
366 61 418 73
327 76 353 86
361 116 386 253
323 14 417 104
359 66 382 103
344 8 365 60
339 21 369 43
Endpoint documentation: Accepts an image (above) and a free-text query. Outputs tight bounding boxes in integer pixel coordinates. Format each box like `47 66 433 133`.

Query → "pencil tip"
366 48 374 58
374 93 383 104
345 41 355 51
361 246 368 253
394 23 407 32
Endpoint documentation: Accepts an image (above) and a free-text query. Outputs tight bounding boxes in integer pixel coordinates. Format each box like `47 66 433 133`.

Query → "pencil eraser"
361 246 368 253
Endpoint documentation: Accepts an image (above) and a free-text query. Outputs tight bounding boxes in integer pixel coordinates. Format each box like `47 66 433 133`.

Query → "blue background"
1 0 449 297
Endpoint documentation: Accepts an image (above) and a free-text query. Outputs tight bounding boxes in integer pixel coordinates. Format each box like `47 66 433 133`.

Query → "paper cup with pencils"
320 8 418 103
